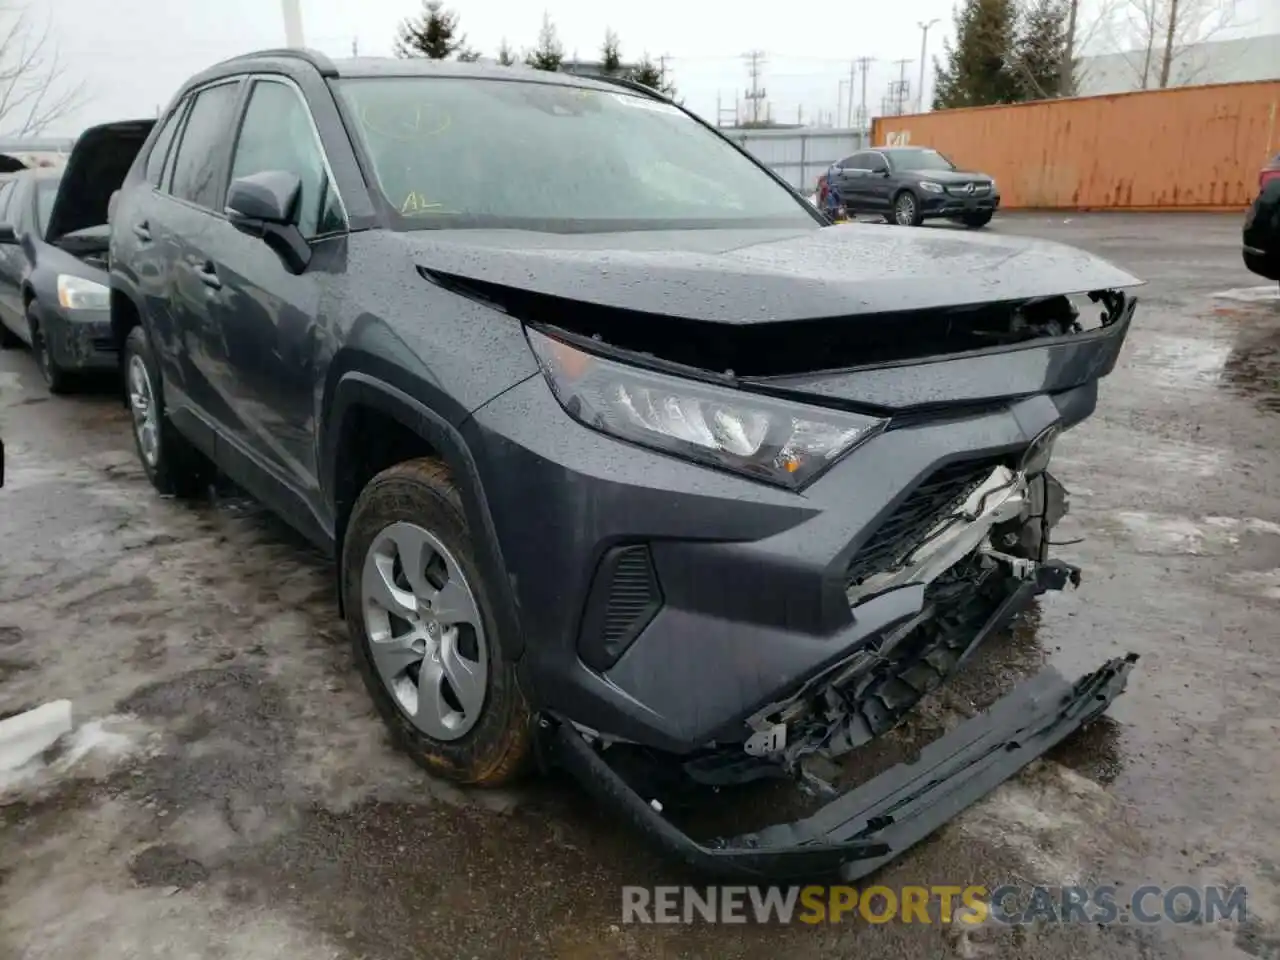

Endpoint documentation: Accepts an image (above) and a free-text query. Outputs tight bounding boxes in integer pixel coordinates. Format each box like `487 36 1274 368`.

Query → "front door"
863 154 894 212
209 76 347 509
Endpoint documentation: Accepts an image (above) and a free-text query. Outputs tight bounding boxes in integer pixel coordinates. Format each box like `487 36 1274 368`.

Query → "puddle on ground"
1223 324 1280 414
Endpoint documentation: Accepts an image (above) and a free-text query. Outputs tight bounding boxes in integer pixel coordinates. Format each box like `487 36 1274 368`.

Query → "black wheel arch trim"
324 371 525 661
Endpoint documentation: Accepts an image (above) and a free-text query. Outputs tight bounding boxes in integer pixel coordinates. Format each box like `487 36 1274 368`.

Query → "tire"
28 305 73 395
962 211 994 229
122 325 212 498
342 458 532 786
893 191 923 227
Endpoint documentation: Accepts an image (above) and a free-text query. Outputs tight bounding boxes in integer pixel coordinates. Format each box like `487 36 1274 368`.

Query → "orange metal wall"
871 81 1280 210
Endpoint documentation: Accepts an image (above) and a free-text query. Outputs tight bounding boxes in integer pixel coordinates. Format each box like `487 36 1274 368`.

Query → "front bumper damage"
551 653 1135 881
546 462 1137 881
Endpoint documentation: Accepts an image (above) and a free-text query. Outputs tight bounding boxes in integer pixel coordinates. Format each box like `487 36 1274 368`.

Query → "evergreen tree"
1013 0 1071 99
524 13 564 72
601 30 622 75
628 55 676 97
933 0 1021 108
395 0 470 60
496 38 517 66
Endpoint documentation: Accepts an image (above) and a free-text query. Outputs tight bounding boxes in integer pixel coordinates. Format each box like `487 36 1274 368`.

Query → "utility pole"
281 0 305 47
855 56 873 132
659 53 672 90
351 36 359 57
917 19 939 112
892 57 912 115
847 59 857 127
743 50 767 126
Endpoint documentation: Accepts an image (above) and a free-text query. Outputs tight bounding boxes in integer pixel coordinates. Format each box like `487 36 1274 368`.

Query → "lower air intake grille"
578 545 664 672
845 456 1010 588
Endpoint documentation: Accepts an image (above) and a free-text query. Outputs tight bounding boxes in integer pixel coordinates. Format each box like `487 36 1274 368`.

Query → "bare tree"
0 2 85 137
1059 0 1121 94
1112 0 1238 88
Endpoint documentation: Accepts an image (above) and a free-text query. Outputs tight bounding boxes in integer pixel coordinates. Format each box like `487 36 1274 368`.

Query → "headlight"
919 181 944 193
57 275 110 311
527 328 887 489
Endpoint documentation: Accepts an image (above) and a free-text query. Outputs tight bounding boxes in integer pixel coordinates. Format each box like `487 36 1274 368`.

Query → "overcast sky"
33 0 1280 137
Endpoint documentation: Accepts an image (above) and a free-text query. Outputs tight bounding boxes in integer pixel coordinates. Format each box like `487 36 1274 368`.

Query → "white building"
1075 33 1280 95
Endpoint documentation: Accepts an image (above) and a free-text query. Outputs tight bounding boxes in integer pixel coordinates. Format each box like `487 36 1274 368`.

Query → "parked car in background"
827 146 999 228
111 49 1139 881
1243 152 1280 285
0 120 153 392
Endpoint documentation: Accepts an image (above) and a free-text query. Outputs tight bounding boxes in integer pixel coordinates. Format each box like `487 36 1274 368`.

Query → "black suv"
827 146 1000 227
109 50 1141 879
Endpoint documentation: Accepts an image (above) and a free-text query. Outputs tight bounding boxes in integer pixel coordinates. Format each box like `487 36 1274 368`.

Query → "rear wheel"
893 191 923 226
343 458 532 786
962 211 994 229
123 325 212 497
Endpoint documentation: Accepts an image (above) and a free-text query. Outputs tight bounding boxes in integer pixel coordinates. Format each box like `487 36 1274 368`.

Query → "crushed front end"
462 276 1141 881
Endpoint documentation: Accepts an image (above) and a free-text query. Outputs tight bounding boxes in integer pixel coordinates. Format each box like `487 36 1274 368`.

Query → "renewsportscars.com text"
621 884 1248 926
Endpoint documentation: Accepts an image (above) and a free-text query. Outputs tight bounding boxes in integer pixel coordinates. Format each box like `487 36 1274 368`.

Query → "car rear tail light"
1262 168 1280 189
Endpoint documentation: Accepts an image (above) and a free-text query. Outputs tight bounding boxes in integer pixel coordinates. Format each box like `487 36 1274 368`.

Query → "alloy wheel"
127 354 160 468
361 520 488 741
895 194 917 226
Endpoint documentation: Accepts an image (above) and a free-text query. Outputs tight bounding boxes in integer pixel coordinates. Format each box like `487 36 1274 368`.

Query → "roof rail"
218 47 338 78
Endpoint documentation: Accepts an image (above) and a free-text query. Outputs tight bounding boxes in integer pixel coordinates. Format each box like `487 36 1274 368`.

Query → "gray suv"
107 48 1138 880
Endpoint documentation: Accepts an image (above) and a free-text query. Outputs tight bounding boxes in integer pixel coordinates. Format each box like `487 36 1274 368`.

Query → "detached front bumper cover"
551 653 1137 882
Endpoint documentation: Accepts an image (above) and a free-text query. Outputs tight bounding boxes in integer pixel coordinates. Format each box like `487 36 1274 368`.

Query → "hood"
45 119 154 242
908 169 990 184
409 224 1140 325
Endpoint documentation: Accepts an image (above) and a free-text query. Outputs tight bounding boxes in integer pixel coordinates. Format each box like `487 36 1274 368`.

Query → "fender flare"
324 372 525 661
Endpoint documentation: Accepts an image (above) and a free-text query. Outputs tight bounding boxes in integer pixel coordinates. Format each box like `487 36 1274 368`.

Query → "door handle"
132 221 152 242
197 263 222 290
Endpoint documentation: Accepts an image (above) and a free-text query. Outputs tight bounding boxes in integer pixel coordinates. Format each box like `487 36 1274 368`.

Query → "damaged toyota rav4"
109 50 1141 881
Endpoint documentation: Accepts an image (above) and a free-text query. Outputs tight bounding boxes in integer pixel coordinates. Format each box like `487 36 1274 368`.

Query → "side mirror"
225 171 310 274
227 170 301 227
0 223 16 244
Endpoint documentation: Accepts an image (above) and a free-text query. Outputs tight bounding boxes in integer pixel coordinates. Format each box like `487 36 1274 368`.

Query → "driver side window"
230 78 345 239
866 154 888 174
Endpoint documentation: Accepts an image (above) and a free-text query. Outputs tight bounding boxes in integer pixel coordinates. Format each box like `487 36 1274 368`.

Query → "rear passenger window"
230 79 342 238
169 82 240 210
145 103 185 187
0 181 14 222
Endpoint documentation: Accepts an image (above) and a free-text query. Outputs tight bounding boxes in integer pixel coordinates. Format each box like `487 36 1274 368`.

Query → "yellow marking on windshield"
359 103 452 142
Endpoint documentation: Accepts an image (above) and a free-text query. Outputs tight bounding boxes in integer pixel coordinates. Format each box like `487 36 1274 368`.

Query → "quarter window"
169 82 240 210
229 79 341 238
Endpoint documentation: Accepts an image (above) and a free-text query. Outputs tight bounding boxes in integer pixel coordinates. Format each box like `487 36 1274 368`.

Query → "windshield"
336 77 816 232
890 150 955 173
35 177 61 236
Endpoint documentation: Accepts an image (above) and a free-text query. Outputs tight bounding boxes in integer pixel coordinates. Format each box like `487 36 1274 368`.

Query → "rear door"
205 74 346 505
149 79 243 429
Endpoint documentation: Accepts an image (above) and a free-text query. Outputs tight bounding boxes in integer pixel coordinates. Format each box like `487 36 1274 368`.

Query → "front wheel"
123 325 213 497
962 211 994 229
342 458 532 786
28 305 73 394
893 191 923 226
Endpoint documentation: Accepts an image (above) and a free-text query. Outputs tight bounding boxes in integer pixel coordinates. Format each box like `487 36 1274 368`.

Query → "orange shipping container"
871 81 1280 211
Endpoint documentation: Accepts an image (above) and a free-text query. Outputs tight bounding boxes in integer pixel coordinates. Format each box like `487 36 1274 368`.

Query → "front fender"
323 372 525 660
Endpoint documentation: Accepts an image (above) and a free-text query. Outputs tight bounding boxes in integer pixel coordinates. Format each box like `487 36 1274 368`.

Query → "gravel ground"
1 212 1277 960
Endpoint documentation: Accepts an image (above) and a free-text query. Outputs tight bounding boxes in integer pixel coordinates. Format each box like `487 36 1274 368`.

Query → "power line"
743 50 767 125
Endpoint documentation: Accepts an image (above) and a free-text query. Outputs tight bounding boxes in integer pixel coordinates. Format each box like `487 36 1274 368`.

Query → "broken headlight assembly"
527 327 887 489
